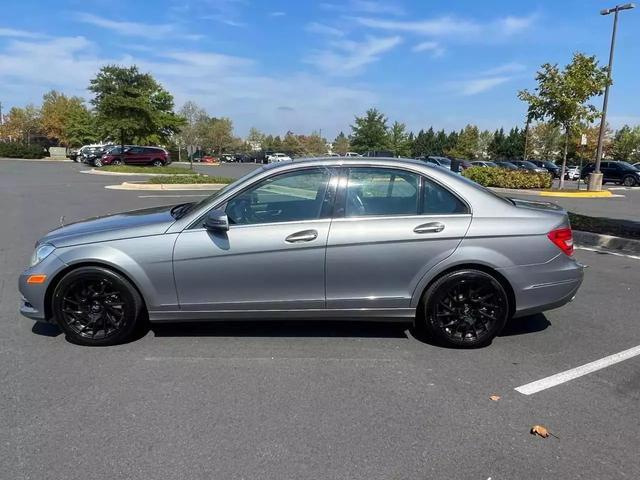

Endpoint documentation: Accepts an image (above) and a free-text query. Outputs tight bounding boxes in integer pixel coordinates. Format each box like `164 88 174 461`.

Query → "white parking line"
575 246 640 261
137 194 209 198
515 345 640 395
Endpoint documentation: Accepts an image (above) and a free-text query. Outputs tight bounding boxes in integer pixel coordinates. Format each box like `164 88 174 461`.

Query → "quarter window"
422 178 469 214
225 168 332 225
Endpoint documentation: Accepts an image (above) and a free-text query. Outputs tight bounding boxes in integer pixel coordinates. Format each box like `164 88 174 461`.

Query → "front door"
325 167 472 309
173 167 337 312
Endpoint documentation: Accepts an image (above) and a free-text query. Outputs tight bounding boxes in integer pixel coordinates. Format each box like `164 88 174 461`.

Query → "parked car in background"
96 146 171 167
509 160 549 174
471 161 499 168
267 152 292 163
344 152 362 157
581 161 640 186
633 162 640 170
201 155 218 164
76 144 114 164
20 157 584 348
565 166 581 181
530 160 560 178
418 156 452 168
495 161 519 170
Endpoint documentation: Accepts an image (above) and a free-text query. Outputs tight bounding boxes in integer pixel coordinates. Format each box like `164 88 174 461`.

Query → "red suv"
96 146 171 167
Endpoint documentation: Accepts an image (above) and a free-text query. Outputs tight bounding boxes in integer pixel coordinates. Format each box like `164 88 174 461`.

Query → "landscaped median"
463 166 615 198
105 173 234 190
83 165 203 176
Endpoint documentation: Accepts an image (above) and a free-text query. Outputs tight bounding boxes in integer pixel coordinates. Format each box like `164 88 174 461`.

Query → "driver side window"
225 168 333 225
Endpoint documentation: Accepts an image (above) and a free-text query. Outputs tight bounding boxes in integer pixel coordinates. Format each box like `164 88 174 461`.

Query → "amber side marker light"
26 274 47 284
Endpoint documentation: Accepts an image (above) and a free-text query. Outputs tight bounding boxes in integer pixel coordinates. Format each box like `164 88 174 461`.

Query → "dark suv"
581 161 640 186
97 146 171 167
530 160 560 178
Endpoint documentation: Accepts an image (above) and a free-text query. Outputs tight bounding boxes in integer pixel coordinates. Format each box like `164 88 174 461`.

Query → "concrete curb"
81 168 197 177
0 157 72 162
490 187 618 198
574 230 640 256
105 181 225 191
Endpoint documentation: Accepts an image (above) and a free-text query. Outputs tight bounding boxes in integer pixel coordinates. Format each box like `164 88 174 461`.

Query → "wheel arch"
413 263 516 323
44 262 148 321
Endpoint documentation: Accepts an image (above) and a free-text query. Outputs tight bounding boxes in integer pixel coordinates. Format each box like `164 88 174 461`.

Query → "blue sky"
1 0 638 138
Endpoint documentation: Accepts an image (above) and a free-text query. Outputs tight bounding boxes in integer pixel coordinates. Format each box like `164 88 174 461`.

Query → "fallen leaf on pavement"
489 395 501 401
531 425 550 438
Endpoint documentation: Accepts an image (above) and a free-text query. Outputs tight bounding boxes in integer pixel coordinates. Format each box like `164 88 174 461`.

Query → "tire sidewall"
52 266 142 346
421 269 509 348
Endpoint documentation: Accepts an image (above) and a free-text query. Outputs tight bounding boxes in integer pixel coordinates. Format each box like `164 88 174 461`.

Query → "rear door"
124 147 145 164
325 166 472 310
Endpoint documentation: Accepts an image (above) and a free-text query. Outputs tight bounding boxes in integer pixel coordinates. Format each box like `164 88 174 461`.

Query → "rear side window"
346 168 419 217
422 178 469 214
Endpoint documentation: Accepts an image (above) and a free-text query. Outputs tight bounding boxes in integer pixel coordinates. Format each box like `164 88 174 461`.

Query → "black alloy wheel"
111 158 123 166
623 175 637 187
52 266 142 346
422 269 509 348
152 159 164 167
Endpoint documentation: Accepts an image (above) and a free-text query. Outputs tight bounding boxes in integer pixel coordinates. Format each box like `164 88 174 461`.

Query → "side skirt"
148 308 416 323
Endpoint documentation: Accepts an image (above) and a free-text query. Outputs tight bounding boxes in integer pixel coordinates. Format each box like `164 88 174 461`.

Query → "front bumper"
18 253 68 322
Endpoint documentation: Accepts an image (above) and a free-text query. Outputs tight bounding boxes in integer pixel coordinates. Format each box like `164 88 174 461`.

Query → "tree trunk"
120 129 125 158
559 127 569 190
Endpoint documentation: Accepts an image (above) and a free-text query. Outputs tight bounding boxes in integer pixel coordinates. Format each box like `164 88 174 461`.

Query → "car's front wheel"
152 159 164 167
622 175 637 187
52 266 142 346
420 269 509 348
94 158 103 167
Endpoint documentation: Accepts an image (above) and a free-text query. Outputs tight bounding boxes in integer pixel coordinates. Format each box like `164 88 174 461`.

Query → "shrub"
462 166 552 189
0 142 46 159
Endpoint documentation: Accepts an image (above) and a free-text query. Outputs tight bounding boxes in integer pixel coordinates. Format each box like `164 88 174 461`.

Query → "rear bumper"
498 254 585 318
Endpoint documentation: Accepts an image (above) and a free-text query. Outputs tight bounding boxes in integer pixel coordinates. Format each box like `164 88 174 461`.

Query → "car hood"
39 205 177 248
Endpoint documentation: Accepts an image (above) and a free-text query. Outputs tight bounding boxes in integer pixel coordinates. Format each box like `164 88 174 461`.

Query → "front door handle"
414 222 445 234
285 229 318 243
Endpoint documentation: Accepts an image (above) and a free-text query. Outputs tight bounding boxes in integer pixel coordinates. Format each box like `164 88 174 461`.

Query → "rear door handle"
285 229 318 243
414 222 445 234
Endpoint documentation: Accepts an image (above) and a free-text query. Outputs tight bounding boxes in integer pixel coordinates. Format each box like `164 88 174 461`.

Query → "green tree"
433 129 447 156
89 65 184 151
246 127 265 148
447 124 479 159
332 131 351 155
2 105 41 144
610 125 640 162
529 123 562 161
350 108 389 153
503 127 525 159
202 117 235 154
300 132 327 156
176 101 208 166
518 52 609 188
64 103 97 147
388 121 411 157
476 130 493 159
41 91 88 146
488 128 506 159
282 131 304 156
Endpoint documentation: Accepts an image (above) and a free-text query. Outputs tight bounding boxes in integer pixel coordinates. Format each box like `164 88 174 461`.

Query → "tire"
622 175 637 187
51 266 143 346
420 269 509 348
152 159 164 167
111 159 123 166
94 158 103 167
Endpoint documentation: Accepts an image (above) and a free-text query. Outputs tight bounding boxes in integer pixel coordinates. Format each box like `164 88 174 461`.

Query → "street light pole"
591 3 635 191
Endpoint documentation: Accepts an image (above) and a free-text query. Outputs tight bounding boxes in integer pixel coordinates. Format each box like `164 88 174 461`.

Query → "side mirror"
204 209 229 231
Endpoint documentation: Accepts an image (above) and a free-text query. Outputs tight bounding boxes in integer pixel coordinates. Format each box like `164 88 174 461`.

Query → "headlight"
29 243 55 267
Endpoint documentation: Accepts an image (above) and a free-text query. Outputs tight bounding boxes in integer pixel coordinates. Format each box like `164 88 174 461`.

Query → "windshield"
617 161 637 171
485 162 498 167
520 161 539 168
175 166 266 219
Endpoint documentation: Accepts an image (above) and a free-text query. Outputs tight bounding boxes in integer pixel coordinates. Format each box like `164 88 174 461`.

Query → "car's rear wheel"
111 159 123 166
152 159 164 167
52 266 142 346
421 269 509 348
623 175 637 187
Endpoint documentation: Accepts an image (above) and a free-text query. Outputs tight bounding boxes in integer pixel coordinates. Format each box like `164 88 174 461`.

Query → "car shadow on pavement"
151 320 409 339
499 313 550 337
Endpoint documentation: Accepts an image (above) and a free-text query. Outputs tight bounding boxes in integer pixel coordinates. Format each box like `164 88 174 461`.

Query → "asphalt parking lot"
2 159 639 479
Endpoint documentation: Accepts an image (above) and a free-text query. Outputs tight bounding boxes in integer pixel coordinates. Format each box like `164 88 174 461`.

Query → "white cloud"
74 13 177 40
456 77 512 96
306 35 402 76
0 35 376 136
412 41 444 57
321 0 405 16
306 22 344 37
481 62 526 76
269 11 286 17
354 13 536 40
0 27 43 39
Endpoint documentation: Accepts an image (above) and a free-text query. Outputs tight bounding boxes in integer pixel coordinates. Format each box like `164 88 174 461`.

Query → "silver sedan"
19 158 584 347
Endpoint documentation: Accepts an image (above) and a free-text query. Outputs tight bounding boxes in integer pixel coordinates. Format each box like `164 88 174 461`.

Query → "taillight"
548 227 574 256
